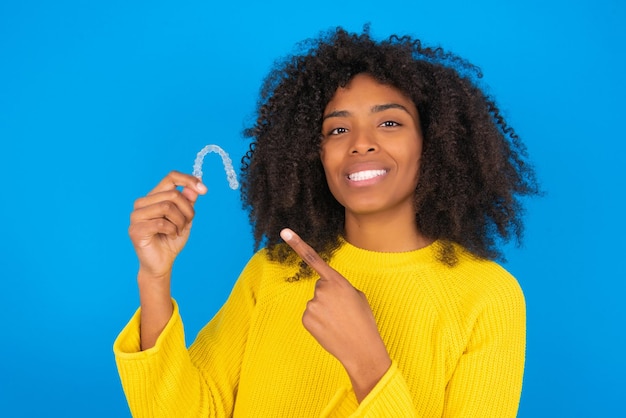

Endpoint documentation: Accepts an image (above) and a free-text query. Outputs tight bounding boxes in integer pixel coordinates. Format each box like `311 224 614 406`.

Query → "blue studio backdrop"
1 0 624 416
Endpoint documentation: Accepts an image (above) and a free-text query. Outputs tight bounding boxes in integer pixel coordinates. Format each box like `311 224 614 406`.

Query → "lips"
347 169 387 182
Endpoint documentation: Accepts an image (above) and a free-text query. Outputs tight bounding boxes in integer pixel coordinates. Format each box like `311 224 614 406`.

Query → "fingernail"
280 228 293 241
196 182 207 193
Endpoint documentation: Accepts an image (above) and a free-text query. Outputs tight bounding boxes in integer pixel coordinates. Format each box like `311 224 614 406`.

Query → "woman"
114 27 539 417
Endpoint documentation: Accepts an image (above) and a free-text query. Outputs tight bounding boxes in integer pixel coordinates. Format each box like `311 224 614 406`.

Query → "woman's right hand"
128 171 208 281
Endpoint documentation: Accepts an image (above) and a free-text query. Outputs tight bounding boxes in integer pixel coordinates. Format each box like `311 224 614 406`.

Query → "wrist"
137 267 171 288
136 270 174 351
345 347 392 403
137 269 172 311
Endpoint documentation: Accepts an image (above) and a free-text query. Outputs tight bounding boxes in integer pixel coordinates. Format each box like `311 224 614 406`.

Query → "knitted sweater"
114 240 525 417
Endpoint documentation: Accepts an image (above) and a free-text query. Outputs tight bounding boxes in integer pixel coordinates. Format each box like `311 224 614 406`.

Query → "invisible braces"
192 144 239 190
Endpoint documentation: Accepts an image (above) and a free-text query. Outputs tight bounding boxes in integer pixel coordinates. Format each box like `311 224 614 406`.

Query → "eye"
328 127 348 136
379 120 401 128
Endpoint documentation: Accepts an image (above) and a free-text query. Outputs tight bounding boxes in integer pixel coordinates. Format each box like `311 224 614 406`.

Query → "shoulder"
438 245 525 314
235 245 303 300
240 245 300 280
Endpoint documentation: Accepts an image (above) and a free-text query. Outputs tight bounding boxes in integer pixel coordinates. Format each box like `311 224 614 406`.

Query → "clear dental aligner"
192 144 239 190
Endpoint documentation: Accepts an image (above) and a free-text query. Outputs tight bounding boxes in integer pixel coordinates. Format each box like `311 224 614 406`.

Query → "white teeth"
348 170 386 181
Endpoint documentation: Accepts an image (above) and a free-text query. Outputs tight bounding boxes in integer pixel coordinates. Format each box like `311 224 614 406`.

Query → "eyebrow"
322 103 411 121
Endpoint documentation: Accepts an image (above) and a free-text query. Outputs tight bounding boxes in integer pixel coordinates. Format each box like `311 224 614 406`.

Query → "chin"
344 202 388 215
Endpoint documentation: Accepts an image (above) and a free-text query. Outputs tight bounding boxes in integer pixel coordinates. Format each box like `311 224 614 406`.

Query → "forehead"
324 74 417 116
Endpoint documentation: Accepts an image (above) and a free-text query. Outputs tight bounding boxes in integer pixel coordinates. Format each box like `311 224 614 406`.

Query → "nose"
350 128 378 155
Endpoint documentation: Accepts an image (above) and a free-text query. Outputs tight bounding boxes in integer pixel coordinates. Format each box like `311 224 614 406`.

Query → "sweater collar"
332 237 442 270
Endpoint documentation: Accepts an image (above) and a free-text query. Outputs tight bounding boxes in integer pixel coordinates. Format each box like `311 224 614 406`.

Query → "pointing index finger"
280 228 335 280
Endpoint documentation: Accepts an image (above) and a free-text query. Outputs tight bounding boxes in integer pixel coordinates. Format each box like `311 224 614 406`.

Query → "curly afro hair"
240 26 540 276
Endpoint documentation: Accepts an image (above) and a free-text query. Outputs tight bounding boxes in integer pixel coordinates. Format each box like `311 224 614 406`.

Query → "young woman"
114 27 539 417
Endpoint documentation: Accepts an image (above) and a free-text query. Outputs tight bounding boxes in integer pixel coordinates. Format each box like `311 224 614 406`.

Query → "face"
320 73 423 219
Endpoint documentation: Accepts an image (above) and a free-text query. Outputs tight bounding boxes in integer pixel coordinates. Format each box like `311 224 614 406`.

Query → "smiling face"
320 73 424 221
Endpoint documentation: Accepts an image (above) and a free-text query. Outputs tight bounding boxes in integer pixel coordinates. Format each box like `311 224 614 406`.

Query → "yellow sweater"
114 241 525 417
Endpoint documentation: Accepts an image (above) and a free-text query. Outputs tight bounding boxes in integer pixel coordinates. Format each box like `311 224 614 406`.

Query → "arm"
280 229 392 403
114 171 250 417
114 268 256 418
127 171 206 349
281 229 422 418
442 278 526 417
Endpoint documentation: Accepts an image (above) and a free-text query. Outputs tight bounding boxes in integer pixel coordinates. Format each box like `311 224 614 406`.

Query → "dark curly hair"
240 26 540 276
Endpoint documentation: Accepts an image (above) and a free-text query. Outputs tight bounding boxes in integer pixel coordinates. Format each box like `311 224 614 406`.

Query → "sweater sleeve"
442 275 526 417
113 261 258 418
321 362 421 418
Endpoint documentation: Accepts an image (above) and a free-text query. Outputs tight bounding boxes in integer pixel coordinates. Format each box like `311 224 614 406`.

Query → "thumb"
181 183 207 205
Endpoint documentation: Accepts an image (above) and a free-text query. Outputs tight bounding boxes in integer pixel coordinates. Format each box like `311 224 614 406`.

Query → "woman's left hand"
280 228 392 402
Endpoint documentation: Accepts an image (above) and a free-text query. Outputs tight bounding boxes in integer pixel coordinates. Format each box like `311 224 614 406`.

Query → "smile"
347 169 387 182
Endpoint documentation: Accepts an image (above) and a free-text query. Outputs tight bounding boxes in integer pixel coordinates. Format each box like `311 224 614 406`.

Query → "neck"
344 206 432 253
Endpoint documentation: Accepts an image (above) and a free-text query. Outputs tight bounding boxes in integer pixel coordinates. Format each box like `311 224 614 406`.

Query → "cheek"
394 137 422 167
319 150 335 184
319 149 345 201
320 145 340 176
319 149 329 176
405 140 423 184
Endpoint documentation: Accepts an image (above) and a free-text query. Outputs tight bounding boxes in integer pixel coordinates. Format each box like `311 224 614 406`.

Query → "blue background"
1 0 624 416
